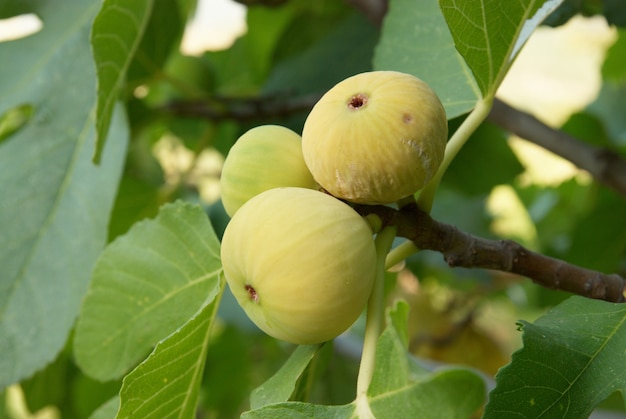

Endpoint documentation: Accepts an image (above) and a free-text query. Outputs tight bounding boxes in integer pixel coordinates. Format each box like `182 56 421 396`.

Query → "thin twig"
353 203 626 303
160 93 321 122
488 98 626 199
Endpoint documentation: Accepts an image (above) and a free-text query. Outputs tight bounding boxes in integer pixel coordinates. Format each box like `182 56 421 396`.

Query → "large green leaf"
485 296 626 418
0 0 128 389
243 301 485 418
117 289 223 418
439 0 563 97
91 0 154 163
373 0 480 119
73 201 222 381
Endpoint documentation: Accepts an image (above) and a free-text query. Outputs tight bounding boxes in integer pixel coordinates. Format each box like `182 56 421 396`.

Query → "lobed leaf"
90 0 154 163
117 291 223 419
73 201 222 381
374 0 481 119
438 0 563 97
0 0 127 389
485 296 626 418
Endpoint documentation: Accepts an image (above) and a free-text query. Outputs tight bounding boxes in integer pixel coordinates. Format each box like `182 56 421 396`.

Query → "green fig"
302 71 447 204
220 187 376 344
220 125 317 217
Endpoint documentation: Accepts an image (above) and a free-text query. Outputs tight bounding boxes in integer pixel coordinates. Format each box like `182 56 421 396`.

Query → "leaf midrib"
537 310 626 417
92 268 221 353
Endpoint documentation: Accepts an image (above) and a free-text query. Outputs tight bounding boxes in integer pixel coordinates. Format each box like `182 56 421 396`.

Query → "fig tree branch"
354 202 626 303
488 98 626 198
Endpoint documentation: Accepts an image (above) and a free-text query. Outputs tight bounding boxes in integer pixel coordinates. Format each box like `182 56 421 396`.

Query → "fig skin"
220 187 376 345
220 125 317 217
302 71 448 204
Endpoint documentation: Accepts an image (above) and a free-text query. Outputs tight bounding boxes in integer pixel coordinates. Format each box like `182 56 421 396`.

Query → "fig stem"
355 225 397 416
416 97 493 213
385 240 419 270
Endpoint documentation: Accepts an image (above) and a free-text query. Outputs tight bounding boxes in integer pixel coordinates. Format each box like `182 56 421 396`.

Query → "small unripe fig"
220 187 376 344
220 125 317 217
302 71 448 204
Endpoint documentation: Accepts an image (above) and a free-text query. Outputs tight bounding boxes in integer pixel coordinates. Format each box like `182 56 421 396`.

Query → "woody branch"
353 202 626 303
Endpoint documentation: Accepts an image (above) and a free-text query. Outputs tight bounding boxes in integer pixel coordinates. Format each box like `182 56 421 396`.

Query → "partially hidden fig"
220 125 317 217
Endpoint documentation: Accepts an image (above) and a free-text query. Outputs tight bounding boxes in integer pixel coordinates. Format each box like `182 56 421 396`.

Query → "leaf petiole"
355 225 397 418
417 97 493 213
385 240 419 270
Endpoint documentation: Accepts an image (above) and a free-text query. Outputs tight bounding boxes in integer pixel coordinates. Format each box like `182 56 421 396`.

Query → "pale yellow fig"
220 187 376 345
302 71 448 204
220 125 317 217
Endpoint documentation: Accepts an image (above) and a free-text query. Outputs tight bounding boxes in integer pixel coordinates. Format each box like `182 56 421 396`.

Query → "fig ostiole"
302 71 448 205
220 187 377 345
220 125 317 217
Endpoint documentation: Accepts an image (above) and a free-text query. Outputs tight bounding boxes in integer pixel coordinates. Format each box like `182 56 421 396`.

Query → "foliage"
0 0 625 418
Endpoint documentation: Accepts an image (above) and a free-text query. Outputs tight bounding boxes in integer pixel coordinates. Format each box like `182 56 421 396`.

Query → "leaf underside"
0 0 128 388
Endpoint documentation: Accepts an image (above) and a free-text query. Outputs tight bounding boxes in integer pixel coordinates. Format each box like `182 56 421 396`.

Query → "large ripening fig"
302 71 448 204
220 125 317 217
220 187 376 345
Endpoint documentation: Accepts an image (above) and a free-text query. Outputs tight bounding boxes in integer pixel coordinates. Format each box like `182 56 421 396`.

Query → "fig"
220 187 376 344
302 71 448 204
220 125 317 217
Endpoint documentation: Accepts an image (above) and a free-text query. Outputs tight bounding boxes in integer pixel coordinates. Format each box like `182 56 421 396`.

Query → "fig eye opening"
245 284 259 302
347 93 369 110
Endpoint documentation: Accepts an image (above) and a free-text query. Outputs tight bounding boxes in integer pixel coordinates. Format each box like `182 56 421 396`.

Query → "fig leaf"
117 292 223 418
74 201 222 381
485 296 626 418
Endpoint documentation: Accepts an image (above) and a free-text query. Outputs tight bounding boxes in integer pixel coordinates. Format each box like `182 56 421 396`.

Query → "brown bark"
353 203 626 303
